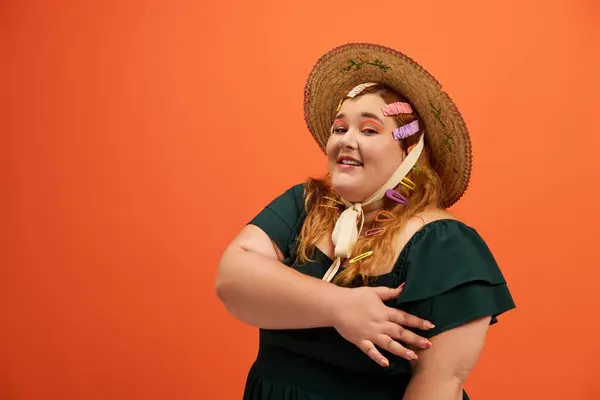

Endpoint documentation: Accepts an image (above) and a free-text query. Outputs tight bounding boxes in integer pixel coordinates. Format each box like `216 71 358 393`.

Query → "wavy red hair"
295 84 444 285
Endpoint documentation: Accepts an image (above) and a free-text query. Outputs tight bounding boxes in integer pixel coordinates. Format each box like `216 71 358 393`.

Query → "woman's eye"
363 128 379 134
333 127 347 133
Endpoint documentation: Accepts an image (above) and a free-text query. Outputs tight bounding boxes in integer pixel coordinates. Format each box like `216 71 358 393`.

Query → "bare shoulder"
417 207 458 224
396 208 459 248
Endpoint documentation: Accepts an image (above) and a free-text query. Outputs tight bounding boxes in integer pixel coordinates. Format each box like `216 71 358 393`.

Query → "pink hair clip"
347 82 377 98
365 227 385 236
393 120 419 140
382 102 413 116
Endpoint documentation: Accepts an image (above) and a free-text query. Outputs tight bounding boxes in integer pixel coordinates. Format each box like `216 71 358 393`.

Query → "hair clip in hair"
349 250 373 264
323 196 343 205
385 189 408 205
347 82 378 98
375 210 395 222
336 99 342 112
400 177 416 191
393 120 420 140
365 228 385 236
382 102 413 116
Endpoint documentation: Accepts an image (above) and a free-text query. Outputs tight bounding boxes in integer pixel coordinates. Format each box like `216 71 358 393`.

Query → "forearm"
216 247 342 329
402 372 463 400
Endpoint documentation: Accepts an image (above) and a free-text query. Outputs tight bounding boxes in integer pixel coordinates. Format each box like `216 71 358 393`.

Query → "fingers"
372 283 404 301
389 308 435 331
384 322 432 350
358 340 390 367
374 334 419 361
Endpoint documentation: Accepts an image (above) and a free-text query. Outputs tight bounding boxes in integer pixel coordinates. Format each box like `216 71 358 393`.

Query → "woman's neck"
361 199 386 227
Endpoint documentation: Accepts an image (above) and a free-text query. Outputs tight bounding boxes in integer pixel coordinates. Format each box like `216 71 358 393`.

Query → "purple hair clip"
385 189 408 205
392 120 420 140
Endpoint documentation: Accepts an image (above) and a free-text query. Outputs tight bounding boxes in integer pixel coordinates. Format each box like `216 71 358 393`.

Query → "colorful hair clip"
349 250 374 264
382 102 413 116
385 189 408 205
347 82 378 98
375 210 396 222
400 177 416 191
365 228 385 236
323 196 343 205
336 99 342 112
393 120 420 140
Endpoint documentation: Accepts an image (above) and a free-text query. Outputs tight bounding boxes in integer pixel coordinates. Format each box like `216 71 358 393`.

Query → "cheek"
361 137 400 161
363 142 404 173
325 136 339 158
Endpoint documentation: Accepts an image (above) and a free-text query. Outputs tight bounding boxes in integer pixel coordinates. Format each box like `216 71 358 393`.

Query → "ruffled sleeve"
394 220 516 338
247 183 305 259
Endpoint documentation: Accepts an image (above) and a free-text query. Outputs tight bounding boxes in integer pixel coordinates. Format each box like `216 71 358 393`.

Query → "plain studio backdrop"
2 1 600 399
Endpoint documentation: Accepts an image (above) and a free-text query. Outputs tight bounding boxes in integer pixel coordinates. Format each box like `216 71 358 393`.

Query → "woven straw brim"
303 42 472 208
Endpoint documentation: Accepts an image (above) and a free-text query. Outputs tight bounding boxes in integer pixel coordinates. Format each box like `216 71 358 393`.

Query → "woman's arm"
402 316 492 400
215 224 344 329
215 224 435 365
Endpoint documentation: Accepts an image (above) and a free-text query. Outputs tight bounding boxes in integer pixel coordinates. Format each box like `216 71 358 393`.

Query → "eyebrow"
336 112 384 125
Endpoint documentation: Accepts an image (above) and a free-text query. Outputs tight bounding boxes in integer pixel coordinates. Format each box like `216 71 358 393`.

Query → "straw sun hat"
303 42 472 208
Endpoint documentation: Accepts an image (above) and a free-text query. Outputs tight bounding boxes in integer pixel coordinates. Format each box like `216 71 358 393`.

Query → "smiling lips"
337 155 363 167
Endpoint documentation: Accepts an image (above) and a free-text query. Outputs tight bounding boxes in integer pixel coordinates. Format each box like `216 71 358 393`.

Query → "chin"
331 179 368 203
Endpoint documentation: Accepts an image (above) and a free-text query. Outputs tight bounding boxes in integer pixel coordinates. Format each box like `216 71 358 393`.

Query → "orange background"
2 1 600 399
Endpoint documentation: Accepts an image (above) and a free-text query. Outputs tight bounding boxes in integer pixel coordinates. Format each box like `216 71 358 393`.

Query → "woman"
216 43 515 400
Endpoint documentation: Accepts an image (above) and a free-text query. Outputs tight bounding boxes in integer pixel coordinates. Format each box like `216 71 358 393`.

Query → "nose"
338 127 358 149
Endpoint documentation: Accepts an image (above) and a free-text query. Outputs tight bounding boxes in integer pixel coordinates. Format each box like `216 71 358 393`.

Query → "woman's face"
326 93 405 203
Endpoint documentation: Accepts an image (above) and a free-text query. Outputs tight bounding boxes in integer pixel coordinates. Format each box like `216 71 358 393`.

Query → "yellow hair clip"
400 177 416 190
323 196 343 205
349 251 373 264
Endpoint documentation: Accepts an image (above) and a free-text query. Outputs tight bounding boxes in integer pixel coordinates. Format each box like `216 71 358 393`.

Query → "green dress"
243 184 516 400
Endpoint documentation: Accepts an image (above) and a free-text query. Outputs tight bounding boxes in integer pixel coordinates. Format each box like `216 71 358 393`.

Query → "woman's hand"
332 284 434 367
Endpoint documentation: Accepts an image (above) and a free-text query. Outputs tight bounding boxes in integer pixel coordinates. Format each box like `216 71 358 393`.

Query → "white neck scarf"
322 134 425 282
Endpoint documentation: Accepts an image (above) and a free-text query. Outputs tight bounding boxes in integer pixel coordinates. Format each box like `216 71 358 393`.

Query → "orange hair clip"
375 210 396 222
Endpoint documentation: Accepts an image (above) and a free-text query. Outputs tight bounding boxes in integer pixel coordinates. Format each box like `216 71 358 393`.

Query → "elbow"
215 252 236 305
214 273 228 303
215 256 254 326
215 279 235 312
215 276 235 307
454 368 470 385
